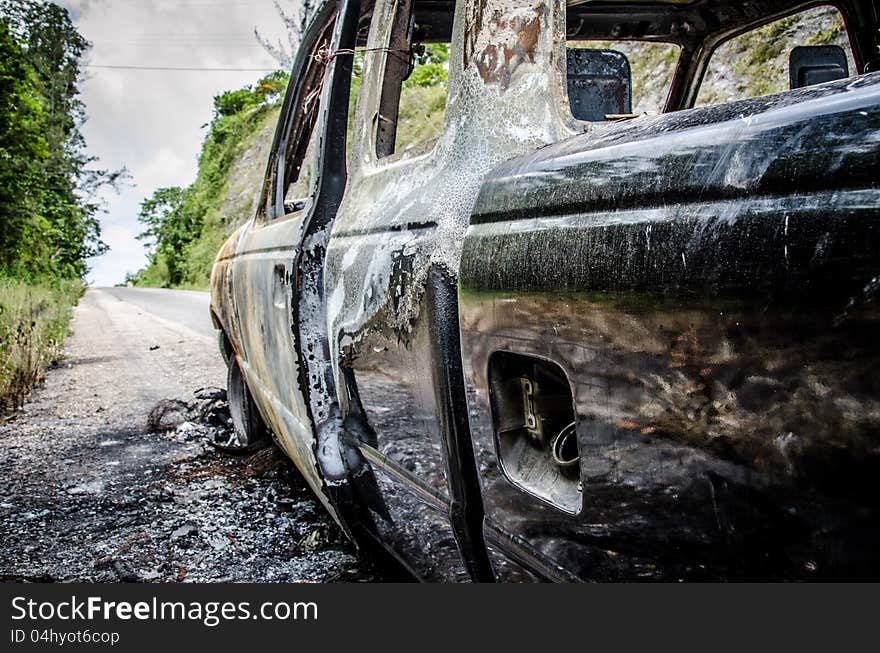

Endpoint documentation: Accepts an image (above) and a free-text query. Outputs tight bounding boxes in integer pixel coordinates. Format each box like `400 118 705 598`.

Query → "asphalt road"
99 286 216 340
0 287 377 582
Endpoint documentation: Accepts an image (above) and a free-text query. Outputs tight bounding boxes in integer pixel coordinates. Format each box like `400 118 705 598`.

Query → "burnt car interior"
362 0 875 140
270 0 878 189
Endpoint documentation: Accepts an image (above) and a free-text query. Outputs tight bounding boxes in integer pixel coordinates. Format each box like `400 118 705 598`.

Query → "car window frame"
692 2 856 108
256 4 339 223
368 0 453 166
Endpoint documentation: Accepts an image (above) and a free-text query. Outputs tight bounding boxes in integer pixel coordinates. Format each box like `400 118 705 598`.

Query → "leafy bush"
213 89 255 119
405 44 449 89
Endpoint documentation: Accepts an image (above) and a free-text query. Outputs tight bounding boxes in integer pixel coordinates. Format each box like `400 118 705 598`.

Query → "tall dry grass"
0 278 83 415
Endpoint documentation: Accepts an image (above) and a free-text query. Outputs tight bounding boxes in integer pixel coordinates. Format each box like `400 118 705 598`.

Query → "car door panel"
231 215 327 489
327 223 475 581
459 74 880 580
322 0 574 580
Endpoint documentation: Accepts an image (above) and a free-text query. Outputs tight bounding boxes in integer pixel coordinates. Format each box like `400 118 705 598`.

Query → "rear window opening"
375 0 454 159
390 43 450 155
565 40 681 119
696 5 856 106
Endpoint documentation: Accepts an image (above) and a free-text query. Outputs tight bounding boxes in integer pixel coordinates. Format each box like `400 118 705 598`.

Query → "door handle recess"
273 264 287 309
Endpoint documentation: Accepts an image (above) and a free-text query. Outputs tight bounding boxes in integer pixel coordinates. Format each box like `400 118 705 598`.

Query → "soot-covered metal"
210 0 880 581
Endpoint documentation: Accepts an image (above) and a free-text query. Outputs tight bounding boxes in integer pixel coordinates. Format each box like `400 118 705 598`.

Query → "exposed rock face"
696 6 852 106
219 113 278 228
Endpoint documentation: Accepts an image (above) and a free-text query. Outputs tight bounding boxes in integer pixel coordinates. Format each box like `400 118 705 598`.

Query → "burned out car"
210 0 880 581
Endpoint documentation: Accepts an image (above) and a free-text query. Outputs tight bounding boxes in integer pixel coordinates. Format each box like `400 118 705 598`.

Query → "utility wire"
84 64 279 72
122 1 267 5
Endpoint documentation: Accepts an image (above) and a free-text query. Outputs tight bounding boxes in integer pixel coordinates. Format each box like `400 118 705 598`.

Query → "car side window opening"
270 9 371 220
696 5 855 107
267 16 336 220
565 39 681 118
283 120 320 213
345 48 366 158
375 0 452 159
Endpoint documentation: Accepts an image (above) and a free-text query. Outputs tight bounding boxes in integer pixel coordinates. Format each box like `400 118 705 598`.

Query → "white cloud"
57 0 290 286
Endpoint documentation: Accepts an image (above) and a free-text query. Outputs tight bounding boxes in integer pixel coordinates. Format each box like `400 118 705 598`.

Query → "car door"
231 5 339 496
320 0 482 583
458 74 880 581
321 0 576 580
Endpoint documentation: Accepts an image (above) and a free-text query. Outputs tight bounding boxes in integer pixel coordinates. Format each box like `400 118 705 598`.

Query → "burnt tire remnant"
224 360 271 453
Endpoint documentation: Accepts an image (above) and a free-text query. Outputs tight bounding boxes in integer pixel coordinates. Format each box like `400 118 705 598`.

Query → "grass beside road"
0 278 83 415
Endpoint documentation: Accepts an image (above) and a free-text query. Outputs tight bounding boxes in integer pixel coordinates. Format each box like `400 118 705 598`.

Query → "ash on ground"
1 389 382 583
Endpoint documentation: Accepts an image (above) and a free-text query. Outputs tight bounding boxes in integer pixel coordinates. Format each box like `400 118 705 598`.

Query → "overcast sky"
58 0 290 286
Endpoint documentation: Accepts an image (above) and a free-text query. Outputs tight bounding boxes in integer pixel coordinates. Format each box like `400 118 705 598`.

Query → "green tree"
0 0 122 281
0 18 48 277
136 187 194 287
213 71 290 119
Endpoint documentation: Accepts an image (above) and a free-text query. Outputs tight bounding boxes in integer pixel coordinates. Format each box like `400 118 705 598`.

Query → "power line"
100 43 266 47
84 64 279 72
121 1 268 5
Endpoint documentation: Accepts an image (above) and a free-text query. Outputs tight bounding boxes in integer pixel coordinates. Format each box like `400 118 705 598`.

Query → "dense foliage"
0 1 114 411
0 0 120 281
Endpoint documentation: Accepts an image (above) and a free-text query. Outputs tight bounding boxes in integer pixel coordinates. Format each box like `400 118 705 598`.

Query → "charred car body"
210 0 880 581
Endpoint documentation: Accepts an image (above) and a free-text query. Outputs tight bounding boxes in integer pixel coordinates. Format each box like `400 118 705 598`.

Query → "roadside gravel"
0 288 379 582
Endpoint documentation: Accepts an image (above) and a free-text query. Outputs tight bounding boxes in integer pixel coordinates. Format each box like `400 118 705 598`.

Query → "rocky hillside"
181 105 280 287
696 5 852 106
